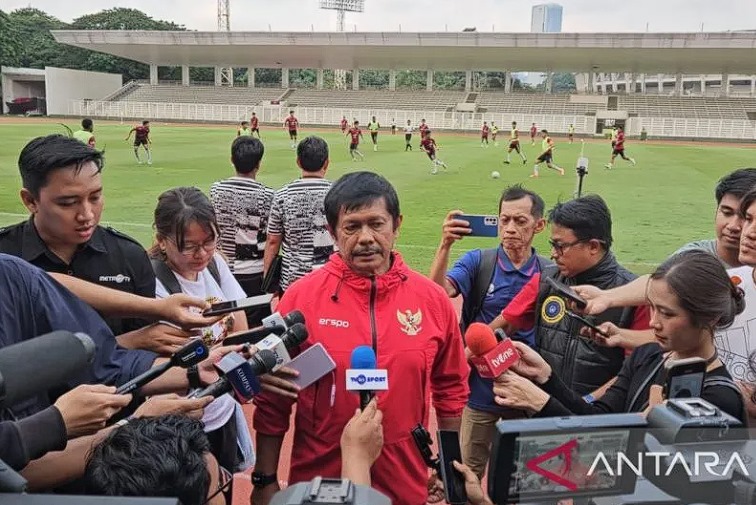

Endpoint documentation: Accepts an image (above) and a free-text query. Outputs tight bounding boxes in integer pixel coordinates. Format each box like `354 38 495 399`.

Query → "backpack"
459 248 550 333
150 257 221 295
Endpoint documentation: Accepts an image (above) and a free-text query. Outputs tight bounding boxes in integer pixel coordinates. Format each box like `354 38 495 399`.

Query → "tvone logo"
319 318 350 328
491 348 516 368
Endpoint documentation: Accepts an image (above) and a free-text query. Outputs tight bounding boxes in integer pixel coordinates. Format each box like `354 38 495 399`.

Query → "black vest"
535 252 637 395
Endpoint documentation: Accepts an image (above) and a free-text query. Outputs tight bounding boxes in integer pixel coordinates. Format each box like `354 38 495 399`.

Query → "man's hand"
440 210 472 248
427 470 445 504
251 481 281 505
260 366 301 400
510 342 551 384
452 461 493 505
54 385 132 438
117 323 194 355
198 345 247 386
493 370 550 413
572 285 614 315
133 393 212 420
579 322 623 348
340 398 384 467
153 294 223 329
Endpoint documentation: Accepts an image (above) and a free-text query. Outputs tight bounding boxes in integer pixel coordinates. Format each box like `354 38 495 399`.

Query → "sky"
2 0 755 33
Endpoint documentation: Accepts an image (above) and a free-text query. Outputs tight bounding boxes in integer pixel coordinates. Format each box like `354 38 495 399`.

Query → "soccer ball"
491 171 501 179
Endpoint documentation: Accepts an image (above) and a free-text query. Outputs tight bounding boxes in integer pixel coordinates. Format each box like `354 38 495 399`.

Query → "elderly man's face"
331 197 401 277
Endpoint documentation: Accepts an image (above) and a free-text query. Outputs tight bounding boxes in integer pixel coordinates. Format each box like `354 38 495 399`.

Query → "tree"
0 10 21 68
396 70 425 90
552 72 577 93
8 8 68 69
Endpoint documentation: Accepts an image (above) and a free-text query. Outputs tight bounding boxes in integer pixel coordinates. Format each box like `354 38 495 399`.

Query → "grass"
1 119 752 275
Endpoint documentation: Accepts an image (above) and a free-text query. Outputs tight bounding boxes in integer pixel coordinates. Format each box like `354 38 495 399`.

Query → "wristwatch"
187 365 202 389
252 472 278 488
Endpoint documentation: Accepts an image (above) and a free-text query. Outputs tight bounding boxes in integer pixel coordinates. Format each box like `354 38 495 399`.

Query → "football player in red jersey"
340 116 348 133
420 130 448 175
283 111 299 149
530 122 538 145
480 121 490 148
605 126 636 169
346 120 365 162
125 120 152 165
250 112 261 138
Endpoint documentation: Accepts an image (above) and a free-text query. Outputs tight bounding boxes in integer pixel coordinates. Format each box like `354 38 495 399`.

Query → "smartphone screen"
546 277 587 310
437 430 467 505
203 294 274 317
664 358 706 399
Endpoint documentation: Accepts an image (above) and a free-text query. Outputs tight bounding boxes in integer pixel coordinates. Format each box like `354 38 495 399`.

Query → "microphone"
0 331 96 408
256 322 308 371
223 310 305 346
346 346 388 410
116 339 209 394
262 310 305 330
465 323 520 379
192 349 277 401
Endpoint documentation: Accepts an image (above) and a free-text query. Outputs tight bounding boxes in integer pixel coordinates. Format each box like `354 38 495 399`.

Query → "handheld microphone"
465 323 520 379
256 323 308 371
116 339 209 394
0 331 96 408
192 349 277 401
223 310 305 346
262 310 305 330
346 346 388 410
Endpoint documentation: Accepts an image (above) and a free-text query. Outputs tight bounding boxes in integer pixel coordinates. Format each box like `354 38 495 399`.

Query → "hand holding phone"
546 277 587 310
437 430 468 505
565 311 610 339
202 294 273 317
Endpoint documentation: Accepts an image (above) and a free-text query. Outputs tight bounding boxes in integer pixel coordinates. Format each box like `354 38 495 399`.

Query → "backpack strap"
150 258 183 295
460 248 498 334
703 375 741 397
150 256 222 295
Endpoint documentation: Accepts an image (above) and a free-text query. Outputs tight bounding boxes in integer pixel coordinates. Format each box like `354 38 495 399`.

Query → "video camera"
269 477 390 505
487 399 753 504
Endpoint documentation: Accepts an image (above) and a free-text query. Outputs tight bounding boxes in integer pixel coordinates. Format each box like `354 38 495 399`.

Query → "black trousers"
234 273 273 327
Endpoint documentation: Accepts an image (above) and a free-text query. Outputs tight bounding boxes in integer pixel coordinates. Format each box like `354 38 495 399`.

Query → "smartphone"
202 294 274 317
286 343 336 389
565 311 610 338
664 357 706 400
436 430 467 505
454 214 499 238
546 276 587 310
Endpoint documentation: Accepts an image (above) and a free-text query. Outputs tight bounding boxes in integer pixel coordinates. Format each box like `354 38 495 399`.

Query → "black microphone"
224 310 305 346
116 339 209 394
192 349 278 401
0 331 96 409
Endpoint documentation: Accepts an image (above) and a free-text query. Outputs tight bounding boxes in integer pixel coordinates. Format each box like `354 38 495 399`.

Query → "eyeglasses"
204 464 233 504
548 238 588 256
176 239 217 257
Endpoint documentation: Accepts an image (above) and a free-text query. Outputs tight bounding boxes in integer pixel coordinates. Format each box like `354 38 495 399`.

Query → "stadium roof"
52 30 756 74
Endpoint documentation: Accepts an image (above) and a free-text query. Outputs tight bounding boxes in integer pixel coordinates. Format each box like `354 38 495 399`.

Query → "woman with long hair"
493 250 746 422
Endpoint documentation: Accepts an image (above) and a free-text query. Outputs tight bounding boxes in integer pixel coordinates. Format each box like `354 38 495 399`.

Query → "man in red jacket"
252 171 470 505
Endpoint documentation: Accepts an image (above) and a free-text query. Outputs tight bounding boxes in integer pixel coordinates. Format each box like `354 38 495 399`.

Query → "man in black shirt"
0 135 191 354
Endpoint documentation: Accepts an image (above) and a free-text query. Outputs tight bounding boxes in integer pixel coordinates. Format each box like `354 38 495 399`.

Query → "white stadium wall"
45 67 122 116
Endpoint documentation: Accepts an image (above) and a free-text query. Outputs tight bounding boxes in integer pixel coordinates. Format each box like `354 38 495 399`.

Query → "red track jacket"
254 252 469 505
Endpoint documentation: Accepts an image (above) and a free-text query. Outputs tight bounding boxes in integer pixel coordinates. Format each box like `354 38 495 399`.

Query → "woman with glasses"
492 250 747 423
148 186 254 474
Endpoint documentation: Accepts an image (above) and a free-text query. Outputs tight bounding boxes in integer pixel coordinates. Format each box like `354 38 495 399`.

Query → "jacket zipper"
369 276 378 355
563 317 578 388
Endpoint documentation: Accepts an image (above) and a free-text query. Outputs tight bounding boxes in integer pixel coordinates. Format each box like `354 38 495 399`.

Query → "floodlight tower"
217 0 233 86
319 0 365 89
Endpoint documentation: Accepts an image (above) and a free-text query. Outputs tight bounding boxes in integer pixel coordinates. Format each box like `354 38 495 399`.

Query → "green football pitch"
1 119 753 275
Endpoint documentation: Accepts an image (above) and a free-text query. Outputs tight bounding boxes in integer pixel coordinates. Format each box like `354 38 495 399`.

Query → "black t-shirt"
538 343 745 423
0 219 156 335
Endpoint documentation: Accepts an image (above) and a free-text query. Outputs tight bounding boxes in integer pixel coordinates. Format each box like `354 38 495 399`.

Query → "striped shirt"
267 177 335 290
209 176 274 275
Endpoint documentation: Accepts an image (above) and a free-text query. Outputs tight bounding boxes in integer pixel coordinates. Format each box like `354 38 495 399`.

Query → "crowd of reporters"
1 132 755 505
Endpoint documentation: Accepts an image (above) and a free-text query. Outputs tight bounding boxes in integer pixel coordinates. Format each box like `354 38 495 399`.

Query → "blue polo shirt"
447 247 541 413
0 254 156 421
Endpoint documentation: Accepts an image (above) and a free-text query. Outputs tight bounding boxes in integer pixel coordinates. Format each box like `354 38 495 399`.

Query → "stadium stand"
477 92 605 115
617 95 756 120
116 83 283 106
285 89 466 110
